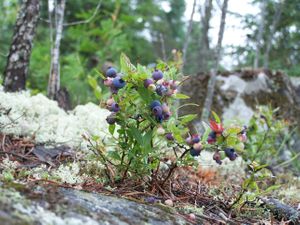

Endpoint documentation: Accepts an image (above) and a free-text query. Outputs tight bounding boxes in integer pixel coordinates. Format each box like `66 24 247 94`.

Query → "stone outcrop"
180 69 300 125
0 183 190 225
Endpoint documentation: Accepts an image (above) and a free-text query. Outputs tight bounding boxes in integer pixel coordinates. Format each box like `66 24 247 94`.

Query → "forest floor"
0 133 299 225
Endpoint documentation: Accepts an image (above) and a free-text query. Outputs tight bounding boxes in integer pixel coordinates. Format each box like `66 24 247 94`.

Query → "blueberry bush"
91 54 248 184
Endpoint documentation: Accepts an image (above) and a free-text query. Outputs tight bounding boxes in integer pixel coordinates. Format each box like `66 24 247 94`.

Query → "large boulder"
180 69 300 125
0 183 190 225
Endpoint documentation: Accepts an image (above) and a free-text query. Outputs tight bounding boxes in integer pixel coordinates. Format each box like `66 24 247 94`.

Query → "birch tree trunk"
201 0 229 122
48 0 66 100
3 0 40 92
182 0 197 70
254 1 266 69
199 0 213 72
264 1 283 69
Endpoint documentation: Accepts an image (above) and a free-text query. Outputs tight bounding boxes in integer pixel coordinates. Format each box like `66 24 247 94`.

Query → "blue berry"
145 197 157 204
207 131 216 144
192 135 200 143
106 67 117 78
190 148 201 157
110 103 120 112
224 148 238 161
112 76 126 89
144 79 154 88
106 113 116 124
165 133 174 141
152 70 163 80
150 100 161 110
213 152 222 165
156 84 168 96
152 106 163 116
156 114 164 123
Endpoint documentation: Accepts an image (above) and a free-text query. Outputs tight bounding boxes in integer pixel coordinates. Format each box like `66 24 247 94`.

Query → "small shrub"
90 54 248 184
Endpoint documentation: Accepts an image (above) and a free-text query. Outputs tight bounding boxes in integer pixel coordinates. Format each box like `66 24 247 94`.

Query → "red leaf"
209 120 224 133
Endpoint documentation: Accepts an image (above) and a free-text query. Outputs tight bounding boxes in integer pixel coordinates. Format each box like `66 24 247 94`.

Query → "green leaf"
93 69 106 79
262 185 281 195
173 93 190 99
226 136 238 146
128 126 143 146
88 75 98 89
179 114 197 124
93 86 102 100
143 130 153 153
211 111 221 124
137 87 151 104
202 122 211 142
109 124 116 135
108 151 121 161
120 53 136 73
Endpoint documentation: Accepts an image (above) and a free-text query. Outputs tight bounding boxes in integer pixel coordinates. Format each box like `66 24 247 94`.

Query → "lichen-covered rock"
0 88 111 150
0 183 190 225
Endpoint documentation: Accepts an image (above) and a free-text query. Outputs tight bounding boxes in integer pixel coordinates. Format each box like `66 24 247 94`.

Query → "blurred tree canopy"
0 0 299 106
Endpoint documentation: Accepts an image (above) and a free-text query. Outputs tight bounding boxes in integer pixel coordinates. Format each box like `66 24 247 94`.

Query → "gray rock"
0 183 190 225
180 69 300 125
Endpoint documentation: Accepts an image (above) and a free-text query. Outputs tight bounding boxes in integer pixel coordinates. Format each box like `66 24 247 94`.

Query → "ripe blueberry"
106 113 116 124
156 114 164 123
190 148 201 157
156 84 168 96
150 100 161 110
144 79 154 88
112 76 126 89
165 133 174 141
152 70 163 80
207 131 216 144
110 102 120 112
152 106 163 116
106 67 117 78
224 148 238 161
192 134 200 143
213 152 222 165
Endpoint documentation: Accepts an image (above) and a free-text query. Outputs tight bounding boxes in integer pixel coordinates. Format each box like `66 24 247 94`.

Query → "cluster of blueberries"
185 134 201 156
104 67 127 125
104 67 126 94
212 126 247 164
144 70 179 97
104 66 247 165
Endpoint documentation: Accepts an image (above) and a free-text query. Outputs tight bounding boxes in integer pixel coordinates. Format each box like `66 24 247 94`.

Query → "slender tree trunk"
48 0 66 100
182 0 197 70
199 0 213 72
264 1 283 69
254 1 266 69
3 0 40 92
159 33 167 62
201 0 229 122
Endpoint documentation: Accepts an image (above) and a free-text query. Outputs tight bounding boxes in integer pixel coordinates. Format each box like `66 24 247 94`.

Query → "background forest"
1 0 299 106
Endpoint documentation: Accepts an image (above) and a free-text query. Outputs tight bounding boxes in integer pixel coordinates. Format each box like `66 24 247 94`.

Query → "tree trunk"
199 0 213 72
48 0 66 100
254 1 266 69
182 0 197 70
201 0 229 122
264 1 283 69
3 0 40 92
